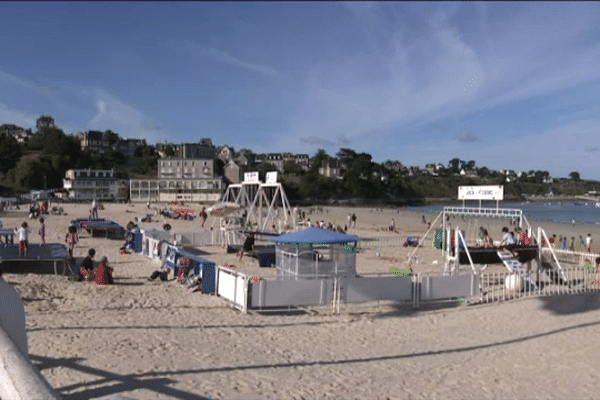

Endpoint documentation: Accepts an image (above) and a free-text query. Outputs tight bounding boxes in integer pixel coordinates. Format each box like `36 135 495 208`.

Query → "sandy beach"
3 202 600 399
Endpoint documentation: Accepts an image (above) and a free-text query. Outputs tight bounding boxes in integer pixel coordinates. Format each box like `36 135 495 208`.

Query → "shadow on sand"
30 355 210 400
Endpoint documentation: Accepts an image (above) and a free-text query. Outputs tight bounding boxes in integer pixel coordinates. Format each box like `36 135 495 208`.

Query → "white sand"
3 203 600 399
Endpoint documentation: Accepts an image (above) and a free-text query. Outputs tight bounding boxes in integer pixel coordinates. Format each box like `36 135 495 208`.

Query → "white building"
158 158 214 179
63 169 129 201
131 157 222 203
129 178 222 203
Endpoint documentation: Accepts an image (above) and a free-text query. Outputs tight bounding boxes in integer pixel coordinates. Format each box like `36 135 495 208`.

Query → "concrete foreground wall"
0 278 62 400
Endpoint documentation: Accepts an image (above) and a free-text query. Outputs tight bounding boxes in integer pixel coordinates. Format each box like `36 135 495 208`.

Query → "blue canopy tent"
270 227 361 279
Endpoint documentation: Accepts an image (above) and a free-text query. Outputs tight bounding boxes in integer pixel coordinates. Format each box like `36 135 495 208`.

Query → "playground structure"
405 185 569 289
70 218 126 240
217 171 296 246
0 243 71 275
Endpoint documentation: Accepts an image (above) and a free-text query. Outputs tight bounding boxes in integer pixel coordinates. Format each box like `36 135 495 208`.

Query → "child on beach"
65 225 79 259
17 222 30 257
586 234 593 253
38 218 46 244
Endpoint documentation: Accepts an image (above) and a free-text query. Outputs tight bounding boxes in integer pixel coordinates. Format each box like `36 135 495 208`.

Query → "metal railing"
480 266 598 304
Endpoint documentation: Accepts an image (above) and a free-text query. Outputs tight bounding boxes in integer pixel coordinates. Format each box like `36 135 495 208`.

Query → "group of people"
305 219 348 233
476 226 531 251
547 233 592 253
29 200 49 219
77 248 114 285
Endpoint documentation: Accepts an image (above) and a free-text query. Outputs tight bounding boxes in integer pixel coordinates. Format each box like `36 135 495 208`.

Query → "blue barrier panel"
130 232 143 253
176 247 216 294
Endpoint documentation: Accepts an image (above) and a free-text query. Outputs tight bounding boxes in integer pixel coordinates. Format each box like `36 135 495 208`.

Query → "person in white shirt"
17 222 30 257
586 234 593 253
91 199 98 219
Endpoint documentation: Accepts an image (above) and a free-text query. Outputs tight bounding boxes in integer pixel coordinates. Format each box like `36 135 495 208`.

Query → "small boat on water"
458 245 538 265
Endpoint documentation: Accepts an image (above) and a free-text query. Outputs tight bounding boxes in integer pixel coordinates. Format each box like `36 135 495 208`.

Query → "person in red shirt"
516 227 531 246
94 256 114 285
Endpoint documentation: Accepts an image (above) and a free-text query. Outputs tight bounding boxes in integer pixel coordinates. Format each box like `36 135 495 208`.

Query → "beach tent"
270 227 361 278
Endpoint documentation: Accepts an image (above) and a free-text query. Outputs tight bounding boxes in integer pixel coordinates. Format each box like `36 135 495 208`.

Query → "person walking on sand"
201 207 208 228
91 198 98 219
38 218 46 244
569 237 575 252
586 234 593 253
17 222 30 257
351 213 357 228
239 232 256 262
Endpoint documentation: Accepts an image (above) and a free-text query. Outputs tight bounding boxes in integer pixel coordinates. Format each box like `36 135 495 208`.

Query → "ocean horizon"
419 201 600 226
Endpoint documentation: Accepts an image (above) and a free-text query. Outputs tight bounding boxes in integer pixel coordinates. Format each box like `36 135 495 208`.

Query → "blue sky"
2 2 600 179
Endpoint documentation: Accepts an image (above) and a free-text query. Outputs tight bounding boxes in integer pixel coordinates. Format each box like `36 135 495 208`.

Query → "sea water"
420 201 600 225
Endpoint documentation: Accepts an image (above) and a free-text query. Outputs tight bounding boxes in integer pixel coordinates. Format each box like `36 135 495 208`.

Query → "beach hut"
270 227 361 279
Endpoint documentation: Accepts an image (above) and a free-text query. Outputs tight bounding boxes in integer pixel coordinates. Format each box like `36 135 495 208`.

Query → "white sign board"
266 171 278 184
458 185 503 201
244 172 259 183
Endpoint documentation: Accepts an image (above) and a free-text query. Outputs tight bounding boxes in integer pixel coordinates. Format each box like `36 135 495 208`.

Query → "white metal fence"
480 266 599 303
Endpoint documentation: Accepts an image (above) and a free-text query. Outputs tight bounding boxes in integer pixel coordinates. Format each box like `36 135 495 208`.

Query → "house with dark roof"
77 131 109 153
319 158 343 179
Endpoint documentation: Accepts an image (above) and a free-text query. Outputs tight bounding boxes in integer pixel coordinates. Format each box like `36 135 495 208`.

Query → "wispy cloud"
0 103 38 129
181 40 282 79
299 136 335 146
456 129 479 143
85 89 169 143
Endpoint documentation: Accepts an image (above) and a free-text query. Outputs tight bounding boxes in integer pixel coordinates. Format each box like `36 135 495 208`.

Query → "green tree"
36 115 55 131
0 133 22 173
104 130 120 147
214 158 225 177
15 157 49 189
569 171 581 181
448 158 461 173
134 144 159 175
165 145 176 157
256 163 278 181
283 160 303 176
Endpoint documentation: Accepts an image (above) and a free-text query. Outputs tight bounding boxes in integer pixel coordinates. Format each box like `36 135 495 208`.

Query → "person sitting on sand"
94 256 114 285
239 232 256 262
148 265 170 282
80 248 96 282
